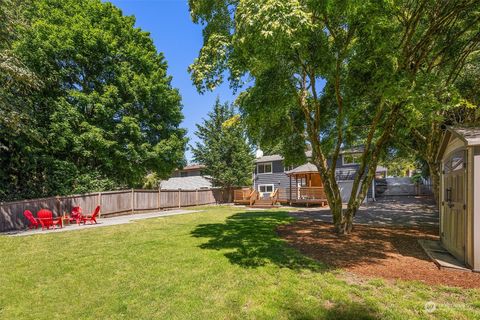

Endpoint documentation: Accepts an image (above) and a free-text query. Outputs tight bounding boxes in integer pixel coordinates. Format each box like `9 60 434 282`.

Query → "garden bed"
277 220 480 288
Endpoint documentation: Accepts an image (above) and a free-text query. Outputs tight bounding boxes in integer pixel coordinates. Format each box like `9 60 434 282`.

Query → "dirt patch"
277 220 480 289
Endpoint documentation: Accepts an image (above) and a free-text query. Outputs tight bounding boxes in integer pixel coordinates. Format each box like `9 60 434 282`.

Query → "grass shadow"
191 211 325 271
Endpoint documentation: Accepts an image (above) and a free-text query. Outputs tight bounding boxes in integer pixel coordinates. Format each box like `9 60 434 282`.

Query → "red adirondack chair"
81 205 100 224
23 210 39 229
37 209 63 230
69 206 83 225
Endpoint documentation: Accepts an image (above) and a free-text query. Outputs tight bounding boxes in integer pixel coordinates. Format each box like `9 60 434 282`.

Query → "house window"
342 154 361 165
258 184 274 193
297 177 307 187
257 162 272 174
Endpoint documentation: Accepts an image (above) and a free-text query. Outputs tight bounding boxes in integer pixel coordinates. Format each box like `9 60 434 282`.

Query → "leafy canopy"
189 0 480 233
0 0 187 200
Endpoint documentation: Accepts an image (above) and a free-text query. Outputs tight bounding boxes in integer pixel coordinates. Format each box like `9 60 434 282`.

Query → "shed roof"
450 127 480 146
437 126 480 161
160 175 212 190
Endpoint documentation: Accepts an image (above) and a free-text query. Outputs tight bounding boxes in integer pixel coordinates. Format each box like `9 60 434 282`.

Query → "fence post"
196 189 199 206
98 192 102 217
178 189 181 208
56 196 61 217
158 188 161 210
131 188 135 213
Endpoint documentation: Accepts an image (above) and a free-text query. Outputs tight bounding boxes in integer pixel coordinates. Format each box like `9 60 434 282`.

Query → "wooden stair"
250 198 276 209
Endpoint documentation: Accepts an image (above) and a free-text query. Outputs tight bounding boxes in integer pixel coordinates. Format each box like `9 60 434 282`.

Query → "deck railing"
233 188 252 202
278 187 327 201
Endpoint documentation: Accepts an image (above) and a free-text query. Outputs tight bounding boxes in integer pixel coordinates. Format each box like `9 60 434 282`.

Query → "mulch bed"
277 220 480 289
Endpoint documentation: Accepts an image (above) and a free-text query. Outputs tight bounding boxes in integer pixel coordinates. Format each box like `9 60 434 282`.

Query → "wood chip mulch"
277 221 480 289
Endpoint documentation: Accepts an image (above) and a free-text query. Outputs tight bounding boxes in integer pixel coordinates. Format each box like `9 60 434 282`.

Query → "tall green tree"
0 0 187 201
189 0 480 233
396 52 480 202
192 99 254 200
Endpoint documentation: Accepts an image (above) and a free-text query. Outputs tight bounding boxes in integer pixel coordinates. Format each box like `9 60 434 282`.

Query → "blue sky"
107 0 235 162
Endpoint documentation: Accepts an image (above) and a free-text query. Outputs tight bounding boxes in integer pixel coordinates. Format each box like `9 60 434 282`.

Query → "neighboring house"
161 164 212 190
252 149 378 204
171 164 206 178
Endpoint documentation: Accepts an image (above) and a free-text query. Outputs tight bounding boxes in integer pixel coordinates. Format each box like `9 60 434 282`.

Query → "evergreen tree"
192 99 254 200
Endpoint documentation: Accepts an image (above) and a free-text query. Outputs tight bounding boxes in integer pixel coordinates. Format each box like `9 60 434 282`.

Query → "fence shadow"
190 211 325 271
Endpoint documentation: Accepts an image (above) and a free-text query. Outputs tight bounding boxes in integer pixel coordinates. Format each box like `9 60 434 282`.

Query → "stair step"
250 205 275 209
255 199 273 204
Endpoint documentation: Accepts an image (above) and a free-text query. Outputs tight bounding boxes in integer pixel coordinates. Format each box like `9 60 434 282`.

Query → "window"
297 177 307 187
258 184 274 193
257 162 272 174
342 153 361 165
444 150 465 173
284 165 294 172
180 171 188 177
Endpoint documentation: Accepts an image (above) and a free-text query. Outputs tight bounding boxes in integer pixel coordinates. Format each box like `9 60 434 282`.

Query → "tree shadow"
191 211 325 271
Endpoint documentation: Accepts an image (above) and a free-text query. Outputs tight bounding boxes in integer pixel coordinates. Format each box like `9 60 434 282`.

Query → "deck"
234 187 328 207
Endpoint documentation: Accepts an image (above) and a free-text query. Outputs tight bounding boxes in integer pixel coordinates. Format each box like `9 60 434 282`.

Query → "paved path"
4 209 202 237
289 196 438 228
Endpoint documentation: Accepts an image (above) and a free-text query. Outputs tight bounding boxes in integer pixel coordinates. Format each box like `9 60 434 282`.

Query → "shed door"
442 150 466 262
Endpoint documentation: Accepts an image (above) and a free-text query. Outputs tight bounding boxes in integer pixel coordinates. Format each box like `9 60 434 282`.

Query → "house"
235 148 377 206
171 164 206 178
160 164 212 190
437 127 480 271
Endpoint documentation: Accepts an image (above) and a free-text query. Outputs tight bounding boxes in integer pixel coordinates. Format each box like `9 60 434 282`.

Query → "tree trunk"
427 159 440 204
315 170 352 234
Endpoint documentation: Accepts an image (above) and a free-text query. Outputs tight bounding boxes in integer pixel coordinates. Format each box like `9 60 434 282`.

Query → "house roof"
177 164 206 171
255 150 313 163
255 148 362 163
254 154 284 163
340 146 364 154
285 163 318 175
160 176 212 190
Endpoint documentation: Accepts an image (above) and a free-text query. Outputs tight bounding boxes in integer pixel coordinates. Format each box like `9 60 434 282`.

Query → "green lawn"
0 206 479 319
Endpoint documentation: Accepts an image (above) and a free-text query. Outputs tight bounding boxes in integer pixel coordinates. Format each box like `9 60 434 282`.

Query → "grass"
0 205 479 319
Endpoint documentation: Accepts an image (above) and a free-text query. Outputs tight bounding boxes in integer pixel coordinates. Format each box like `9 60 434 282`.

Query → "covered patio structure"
281 163 328 206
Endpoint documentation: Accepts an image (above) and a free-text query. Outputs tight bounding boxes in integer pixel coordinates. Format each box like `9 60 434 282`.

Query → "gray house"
250 149 375 204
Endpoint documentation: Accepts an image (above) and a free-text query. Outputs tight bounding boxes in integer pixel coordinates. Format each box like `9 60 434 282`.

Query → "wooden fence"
0 188 224 232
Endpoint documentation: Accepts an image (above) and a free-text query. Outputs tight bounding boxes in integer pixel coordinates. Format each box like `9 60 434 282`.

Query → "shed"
437 127 480 271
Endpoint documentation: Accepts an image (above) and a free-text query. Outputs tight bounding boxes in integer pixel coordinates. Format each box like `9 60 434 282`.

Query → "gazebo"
285 163 327 206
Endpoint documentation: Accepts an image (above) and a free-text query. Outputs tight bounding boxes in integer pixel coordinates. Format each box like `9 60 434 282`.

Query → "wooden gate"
442 150 466 262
